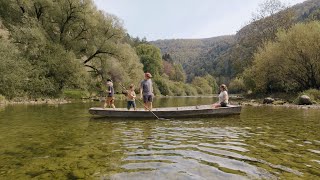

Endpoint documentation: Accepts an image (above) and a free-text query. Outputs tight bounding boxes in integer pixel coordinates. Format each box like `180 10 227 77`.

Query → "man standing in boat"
140 72 154 110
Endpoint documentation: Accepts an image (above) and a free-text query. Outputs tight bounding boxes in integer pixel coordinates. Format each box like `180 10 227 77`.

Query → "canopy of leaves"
247 21 320 93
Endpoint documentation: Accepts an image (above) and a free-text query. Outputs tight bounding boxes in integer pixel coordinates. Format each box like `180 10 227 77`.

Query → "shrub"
229 77 247 94
154 78 172 96
184 84 198 96
170 82 186 96
63 89 89 99
191 77 212 95
0 94 6 102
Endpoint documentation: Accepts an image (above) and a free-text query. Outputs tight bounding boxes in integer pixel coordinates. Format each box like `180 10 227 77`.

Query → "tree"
135 44 163 76
173 64 186 82
191 77 212 94
231 0 294 75
203 74 218 93
0 28 29 99
249 21 320 93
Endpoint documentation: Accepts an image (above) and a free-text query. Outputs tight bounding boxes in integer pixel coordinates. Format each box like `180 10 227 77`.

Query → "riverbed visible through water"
0 97 319 179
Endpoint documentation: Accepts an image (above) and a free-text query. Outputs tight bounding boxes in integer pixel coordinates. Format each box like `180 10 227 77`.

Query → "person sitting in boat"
140 72 154 110
126 84 136 111
213 84 229 108
104 79 115 109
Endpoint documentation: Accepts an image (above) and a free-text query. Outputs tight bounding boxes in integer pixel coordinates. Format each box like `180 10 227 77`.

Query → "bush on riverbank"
62 89 89 100
0 95 6 102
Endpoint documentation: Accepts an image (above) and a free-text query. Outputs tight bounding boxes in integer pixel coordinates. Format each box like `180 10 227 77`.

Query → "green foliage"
249 21 320 93
191 77 212 95
154 78 172 96
135 44 163 76
183 84 198 96
0 31 30 99
0 0 144 99
228 77 247 94
169 82 187 96
63 89 89 99
0 94 5 102
152 36 235 81
172 64 186 82
203 74 219 93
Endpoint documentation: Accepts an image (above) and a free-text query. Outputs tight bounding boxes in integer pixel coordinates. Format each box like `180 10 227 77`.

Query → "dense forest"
152 0 320 94
0 0 319 100
0 0 211 100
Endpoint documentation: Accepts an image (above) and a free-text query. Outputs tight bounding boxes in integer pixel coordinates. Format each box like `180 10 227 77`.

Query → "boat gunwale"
89 105 240 112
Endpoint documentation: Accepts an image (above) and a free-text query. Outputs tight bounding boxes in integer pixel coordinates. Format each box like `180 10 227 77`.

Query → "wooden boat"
89 105 241 118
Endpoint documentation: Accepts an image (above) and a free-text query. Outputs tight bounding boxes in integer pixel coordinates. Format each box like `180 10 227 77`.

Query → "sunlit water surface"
0 97 319 179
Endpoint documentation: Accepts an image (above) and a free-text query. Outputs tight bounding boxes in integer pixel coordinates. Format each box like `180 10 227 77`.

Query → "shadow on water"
0 98 319 179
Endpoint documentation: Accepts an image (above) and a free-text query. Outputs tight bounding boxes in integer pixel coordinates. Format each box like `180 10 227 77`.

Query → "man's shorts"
106 96 114 103
143 95 153 103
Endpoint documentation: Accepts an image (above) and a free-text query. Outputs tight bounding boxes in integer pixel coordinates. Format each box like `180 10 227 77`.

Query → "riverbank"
0 98 71 105
1 96 319 110
241 101 320 109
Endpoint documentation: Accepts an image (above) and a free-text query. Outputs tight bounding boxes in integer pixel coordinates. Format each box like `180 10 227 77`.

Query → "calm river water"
0 97 319 179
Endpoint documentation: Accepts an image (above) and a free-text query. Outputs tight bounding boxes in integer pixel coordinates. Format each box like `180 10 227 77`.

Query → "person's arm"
140 84 143 99
132 91 136 98
107 86 111 93
151 81 153 94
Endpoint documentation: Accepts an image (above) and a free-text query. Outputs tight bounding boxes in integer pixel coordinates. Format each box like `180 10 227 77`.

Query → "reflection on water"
0 97 319 179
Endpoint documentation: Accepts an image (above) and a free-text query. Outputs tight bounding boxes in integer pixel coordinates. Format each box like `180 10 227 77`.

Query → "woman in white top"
213 84 229 108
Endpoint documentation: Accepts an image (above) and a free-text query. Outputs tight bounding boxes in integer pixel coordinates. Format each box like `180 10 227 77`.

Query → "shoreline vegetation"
1 93 319 109
0 0 320 108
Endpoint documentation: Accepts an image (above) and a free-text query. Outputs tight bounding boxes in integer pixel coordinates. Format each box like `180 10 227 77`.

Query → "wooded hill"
0 0 319 100
0 0 220 99
151 0 320 92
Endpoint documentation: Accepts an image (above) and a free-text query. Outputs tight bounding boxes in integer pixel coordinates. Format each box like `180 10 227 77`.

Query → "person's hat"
145 72 152 78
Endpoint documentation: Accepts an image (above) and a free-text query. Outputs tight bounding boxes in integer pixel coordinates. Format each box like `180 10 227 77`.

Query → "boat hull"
89 105 241 118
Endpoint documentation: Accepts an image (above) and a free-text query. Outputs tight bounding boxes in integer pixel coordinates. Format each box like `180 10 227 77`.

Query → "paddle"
119 83 166 120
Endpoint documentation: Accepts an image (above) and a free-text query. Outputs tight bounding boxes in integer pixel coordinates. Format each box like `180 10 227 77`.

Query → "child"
104 79 115 109
127 84 136 110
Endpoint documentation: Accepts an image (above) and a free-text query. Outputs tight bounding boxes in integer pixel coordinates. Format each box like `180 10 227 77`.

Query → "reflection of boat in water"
89 105 241 118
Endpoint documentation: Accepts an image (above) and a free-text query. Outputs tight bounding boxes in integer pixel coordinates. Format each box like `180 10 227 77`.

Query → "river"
0 97 319 179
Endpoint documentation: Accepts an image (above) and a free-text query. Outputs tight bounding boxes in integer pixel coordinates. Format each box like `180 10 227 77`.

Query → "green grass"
62 89 89 100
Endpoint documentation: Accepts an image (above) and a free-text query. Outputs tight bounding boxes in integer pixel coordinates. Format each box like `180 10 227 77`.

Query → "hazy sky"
93 0 306 41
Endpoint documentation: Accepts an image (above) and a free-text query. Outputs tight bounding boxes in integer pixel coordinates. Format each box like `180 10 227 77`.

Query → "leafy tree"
228 77 247 94
249 21 320 93
172 64 186 82
135 44 163 76
191 77 212 94
203 74 219 93
0 28 29 99
231 0 294 75
163 61 175 78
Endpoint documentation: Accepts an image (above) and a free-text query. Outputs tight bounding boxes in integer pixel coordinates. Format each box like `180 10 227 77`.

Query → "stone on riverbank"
298 95 313 105
263 97 274 104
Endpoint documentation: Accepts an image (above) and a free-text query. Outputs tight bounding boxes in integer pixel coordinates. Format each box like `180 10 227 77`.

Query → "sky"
93 0 306 41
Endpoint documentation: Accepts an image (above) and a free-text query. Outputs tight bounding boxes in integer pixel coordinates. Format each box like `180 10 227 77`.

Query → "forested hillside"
0 0 218 99
152 0 320 94
0 0 319 100
151 36 235 82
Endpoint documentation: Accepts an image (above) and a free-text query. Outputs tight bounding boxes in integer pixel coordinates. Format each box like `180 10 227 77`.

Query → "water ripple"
108 125 305 179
